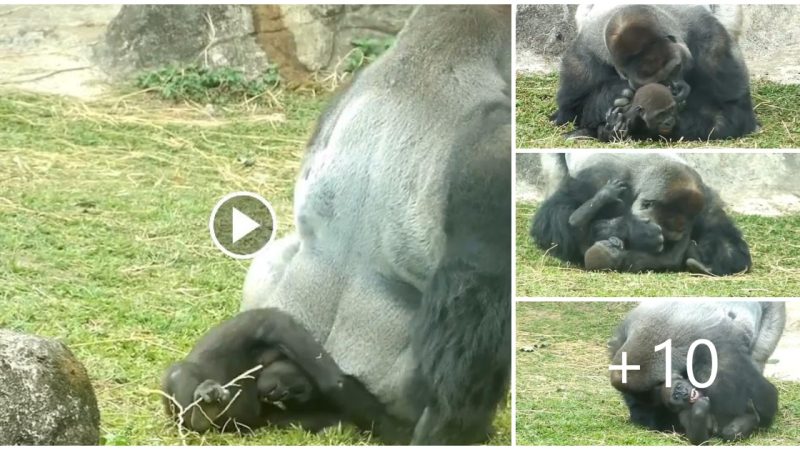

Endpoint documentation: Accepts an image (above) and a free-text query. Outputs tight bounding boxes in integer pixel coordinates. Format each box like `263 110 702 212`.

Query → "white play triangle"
231 207 261 244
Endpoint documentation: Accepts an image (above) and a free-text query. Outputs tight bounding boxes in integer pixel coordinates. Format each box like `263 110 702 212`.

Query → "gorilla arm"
410 102 512 445
162 308 398 434
671 11 756 140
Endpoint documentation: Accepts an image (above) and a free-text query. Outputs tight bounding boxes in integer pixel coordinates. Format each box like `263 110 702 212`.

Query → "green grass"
516 203 800 297
516 73 800 149
515 302 800 445
0 89 510 445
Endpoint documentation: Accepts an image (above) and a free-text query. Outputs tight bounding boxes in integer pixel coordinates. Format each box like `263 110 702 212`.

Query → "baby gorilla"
626 83 679 137
601 83 680 141
570 179 667 270
660 375 716 445
162 308 393 435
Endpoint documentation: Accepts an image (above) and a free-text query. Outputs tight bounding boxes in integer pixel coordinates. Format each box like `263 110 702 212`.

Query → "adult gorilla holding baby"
553 4 757 141
531 153 751 276
234 5 512 445
609 301 785 444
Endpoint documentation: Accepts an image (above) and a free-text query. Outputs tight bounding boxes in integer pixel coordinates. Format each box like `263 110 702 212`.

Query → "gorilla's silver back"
540 153 689 198
620 301 785 369
242 6 511 421
575 4 742 41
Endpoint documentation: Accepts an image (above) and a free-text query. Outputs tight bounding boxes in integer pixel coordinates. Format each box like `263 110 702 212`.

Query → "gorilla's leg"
750 303 786 370
696 340 779 441
163 308 401 434
675 96 757 140
584 232 690 273
688 201 751 275
719 407 759 442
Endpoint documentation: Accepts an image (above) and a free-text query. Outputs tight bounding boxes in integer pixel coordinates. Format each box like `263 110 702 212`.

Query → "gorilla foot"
584 237 625 271
257 361 314 404
685 242 717 276
686 258 716 276
564 128 598 140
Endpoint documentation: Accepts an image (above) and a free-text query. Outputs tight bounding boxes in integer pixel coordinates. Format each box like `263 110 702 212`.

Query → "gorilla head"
625 83 678 137
605 5 693 89
629 160 705 242
608 301 784 444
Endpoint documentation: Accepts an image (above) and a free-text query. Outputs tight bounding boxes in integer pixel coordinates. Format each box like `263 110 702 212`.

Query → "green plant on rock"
343 37 395 73
135 64 281 104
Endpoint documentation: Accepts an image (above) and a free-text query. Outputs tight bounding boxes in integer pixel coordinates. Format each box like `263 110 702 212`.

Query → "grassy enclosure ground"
516 74 800 149
515 302 800 445
516 203 800 297
0 89 510 445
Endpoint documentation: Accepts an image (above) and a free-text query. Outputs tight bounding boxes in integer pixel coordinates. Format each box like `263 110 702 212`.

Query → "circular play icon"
209 192 276 259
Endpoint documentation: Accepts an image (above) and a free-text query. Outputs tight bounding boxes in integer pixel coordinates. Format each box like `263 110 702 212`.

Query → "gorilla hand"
194 379 231 404
599 88 635 141
671 79 691 106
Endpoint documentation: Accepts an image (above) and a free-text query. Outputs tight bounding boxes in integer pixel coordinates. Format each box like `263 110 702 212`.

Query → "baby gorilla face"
629 83 677 136
664 378 702 412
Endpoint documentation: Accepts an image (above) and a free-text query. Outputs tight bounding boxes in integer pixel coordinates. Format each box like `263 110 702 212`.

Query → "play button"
209 192 276 259
231 207 261 244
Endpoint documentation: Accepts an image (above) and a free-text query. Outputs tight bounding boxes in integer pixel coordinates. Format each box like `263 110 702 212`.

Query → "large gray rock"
94 5 270 79
516 5 800 83
252 5 412 80
0 330 100 445
92 5 414 84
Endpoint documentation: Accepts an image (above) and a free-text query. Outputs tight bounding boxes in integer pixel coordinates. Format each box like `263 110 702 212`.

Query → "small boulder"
0 329 100 445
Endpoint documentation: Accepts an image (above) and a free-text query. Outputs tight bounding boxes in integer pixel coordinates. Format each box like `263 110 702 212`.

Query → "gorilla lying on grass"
609 301 784 444
531 153 751 276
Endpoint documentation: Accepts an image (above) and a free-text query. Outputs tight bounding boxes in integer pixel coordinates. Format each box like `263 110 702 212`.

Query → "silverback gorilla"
554 4 757 141
532 153 751 276
609 301 785 444
241 5 512 444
